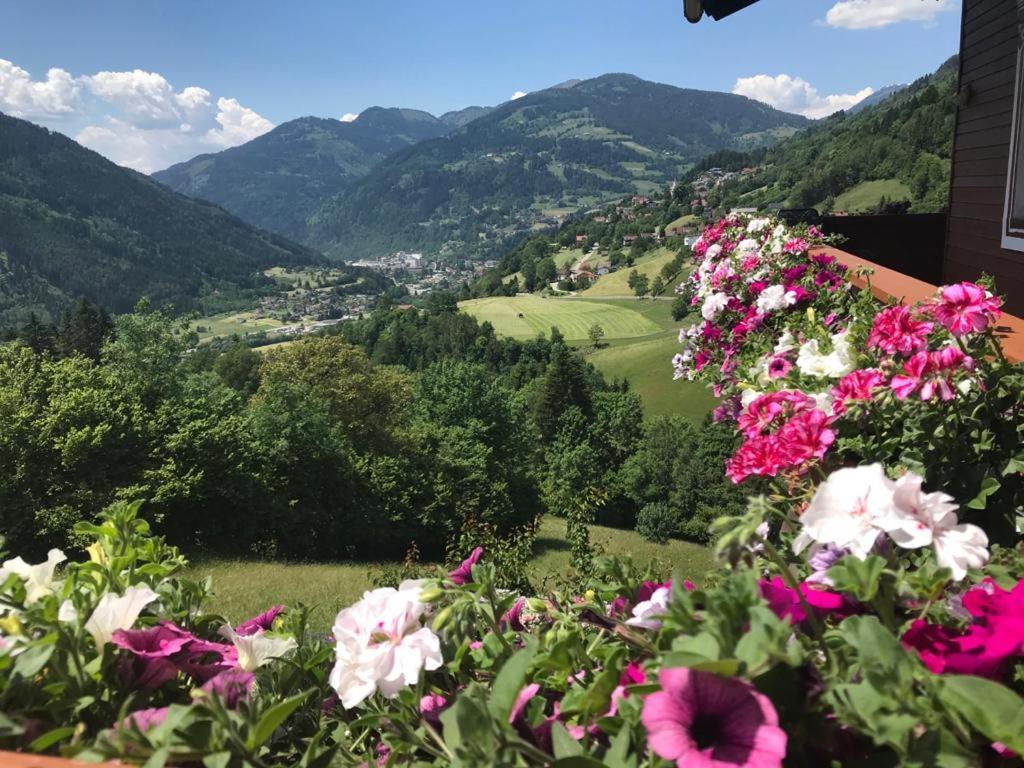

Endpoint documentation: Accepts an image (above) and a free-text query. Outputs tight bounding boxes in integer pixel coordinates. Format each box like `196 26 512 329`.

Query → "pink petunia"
932 282 1001 337
199 668 255 708
448 547 484 585
118 707 170 733
642 667 787 768
236 605 286 636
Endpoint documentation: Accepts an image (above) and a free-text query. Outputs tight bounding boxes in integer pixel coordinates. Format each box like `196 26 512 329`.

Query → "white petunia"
736 238 760 255
747 217 771 234
329 579 443 709
2 549 66 606
625 586 670 630
774 330 796 355
795 333 855 379
884 473 989 580
796 464 896 558
755 284 797 314
701 292 730 321
740 388 762 409
221 625 298 672
84 585 158 649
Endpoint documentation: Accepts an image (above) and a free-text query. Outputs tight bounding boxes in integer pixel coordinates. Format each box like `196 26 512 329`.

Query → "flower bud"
431 606 454 631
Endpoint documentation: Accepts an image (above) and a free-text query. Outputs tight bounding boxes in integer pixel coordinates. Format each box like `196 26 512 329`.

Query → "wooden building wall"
945 0 1024 314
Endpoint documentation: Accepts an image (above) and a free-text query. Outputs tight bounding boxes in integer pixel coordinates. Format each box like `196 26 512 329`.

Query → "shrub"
636 502 679 543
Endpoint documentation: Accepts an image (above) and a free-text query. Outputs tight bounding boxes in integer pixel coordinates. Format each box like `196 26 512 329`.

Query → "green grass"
665 214 697 231
830 179 912 213
184 516 714 627
587 333 716 421
458 295 661 341
581 247 677 297
554 248 584 269
194 311 281 342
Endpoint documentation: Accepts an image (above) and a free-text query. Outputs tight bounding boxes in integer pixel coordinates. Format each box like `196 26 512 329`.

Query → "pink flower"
737 391 814 438
759 577 853 625
118 707 169 733
726 435 792 484
448 547 483 585
199 669 255 708
642 668 787 767
776 409 835 463
236 605 285 636
113 621 194 690
500 597 526 631
891 347 972 402
783 237 809 254
932 282 1001 337
767 357 792 379
867 305 934 356
830 368 884 414
420 693 449 727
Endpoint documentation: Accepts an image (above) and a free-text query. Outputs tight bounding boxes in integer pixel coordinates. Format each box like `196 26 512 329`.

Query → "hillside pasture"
194 311 281 342
581 247 680 297
830 178 912 212
458 295 661 341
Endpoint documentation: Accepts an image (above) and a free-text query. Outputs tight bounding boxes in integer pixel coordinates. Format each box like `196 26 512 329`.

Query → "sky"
0 0 962 173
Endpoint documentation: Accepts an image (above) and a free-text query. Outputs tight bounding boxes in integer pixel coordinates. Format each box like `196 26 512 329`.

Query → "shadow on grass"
532 536 571 555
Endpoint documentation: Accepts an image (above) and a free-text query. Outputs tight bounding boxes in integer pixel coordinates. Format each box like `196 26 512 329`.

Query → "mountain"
701 56 957 215
848 83 907 114
439 106 494 129
305 73 809 260
0 112 319 326
153 107 452 241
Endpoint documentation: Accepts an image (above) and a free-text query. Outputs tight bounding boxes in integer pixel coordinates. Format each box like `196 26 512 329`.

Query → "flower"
447 547 483 585
702 292 730 321
795 333 854 379
891 347 972 402
759 576 852 625
118 707 170 733
867 305 933 356
85 585 159 650
329 580 443 709
766 356 791 379
1 549 66 606
775 409 835 464
830 368 884 414
625 585 671 630
500 597 526 631
113 621 193 690
795 464 896 558
755 285 797 314
235 605 285 636
419 693 449 727
932 282 1001 337
641 667 787 768
199 669 255 708
887 473 988 580
220 625 297 672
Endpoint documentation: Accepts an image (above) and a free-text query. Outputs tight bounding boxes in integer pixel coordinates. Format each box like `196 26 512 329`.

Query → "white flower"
58 600 78 623
796 464 896 558
810 391 834 414
84 585 158 649
2 549 66 606
795 333 855 379
747 217 771 233
755 284 797 314
220 625 298 672
885 474 989 580
773 330 796 354
701 292 730 321
329 579 443 709
705 244 722 260
737 238 760 255
740 388 762 409
771 224 787 239
625 586 670 630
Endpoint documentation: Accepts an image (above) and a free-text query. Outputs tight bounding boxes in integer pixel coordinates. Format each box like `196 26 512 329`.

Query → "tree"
651 276 665 298
632 273 650 299
58 298 114 360
587 323 605 348
214 342 263 396
532 344 594 443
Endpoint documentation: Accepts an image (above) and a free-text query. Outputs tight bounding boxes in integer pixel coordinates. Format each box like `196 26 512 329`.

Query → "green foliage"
635 502 678 543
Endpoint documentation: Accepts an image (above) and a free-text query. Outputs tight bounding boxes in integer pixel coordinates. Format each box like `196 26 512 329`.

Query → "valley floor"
186 516 713 629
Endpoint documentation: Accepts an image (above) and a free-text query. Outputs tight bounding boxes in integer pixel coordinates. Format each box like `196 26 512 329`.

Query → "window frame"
1001 4 1024 252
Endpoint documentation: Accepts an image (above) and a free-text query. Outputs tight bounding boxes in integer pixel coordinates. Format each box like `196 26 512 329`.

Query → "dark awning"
683 0 761 23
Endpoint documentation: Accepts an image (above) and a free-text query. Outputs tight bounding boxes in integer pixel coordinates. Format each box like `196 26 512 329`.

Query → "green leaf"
966 476 1001 510
488 639 536 723
440 688 494 754
12 639 55 679
28 726 75 753
828 555 886 601
604 729 634 768
142 747 169 768
551 721 584 758
248 691 307 749
550 758 606 768
939 675 1024 753
202 752 231 768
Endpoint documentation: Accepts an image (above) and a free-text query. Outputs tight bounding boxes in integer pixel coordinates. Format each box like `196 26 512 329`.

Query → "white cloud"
339 112 358 122
511 90 527 100
732 74 873 119
824 0 955 29
0 59 80 118
0 58 274 173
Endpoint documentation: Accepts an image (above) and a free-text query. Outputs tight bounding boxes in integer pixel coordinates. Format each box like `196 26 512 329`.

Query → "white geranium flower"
329 579 443 709
755 284 797 314
885 474 989 580
84 585 158 649
221 625 298 672
796 464 896 559
747 217 771 233
625 586 670 630
2 549 66 606
701 292 730 321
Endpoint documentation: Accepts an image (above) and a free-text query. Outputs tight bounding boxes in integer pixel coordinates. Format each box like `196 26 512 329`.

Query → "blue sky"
0 0 962 171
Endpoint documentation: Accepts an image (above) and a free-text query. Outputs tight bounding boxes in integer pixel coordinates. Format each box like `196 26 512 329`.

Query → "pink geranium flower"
642 667 787 767
448 547 483 585
830 368 884 414
867 305 933 356
932 282 1001 337
776 409 835 463
891 347 973 402
737 391 814 438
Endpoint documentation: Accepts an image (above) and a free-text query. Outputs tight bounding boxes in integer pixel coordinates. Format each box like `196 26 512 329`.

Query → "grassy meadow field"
459 294 662 341
830 178 912 212
580 247 680 297
194 310 281 342
185 516 714 628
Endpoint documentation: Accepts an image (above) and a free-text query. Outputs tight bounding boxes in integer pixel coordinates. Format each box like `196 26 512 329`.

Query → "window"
1002 4 1024 251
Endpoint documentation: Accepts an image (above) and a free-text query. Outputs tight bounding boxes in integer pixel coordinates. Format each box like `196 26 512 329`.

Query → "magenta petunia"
235 605 286 636
642 667 787 767
118 706 170 733
199 668 255 708
448 547 484 585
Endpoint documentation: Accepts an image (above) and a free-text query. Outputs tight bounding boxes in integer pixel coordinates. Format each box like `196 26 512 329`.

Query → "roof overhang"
683 0 761 23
